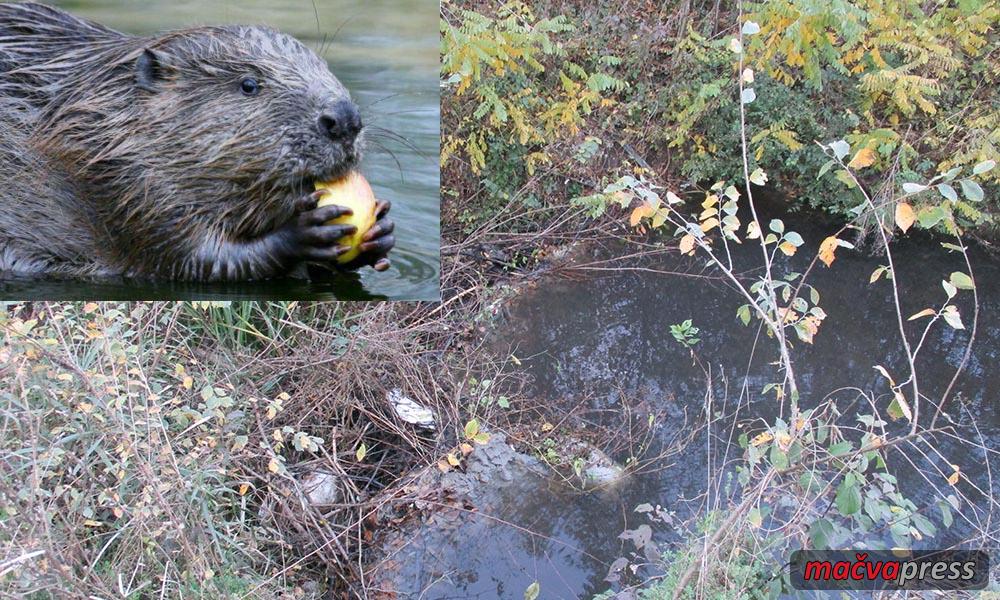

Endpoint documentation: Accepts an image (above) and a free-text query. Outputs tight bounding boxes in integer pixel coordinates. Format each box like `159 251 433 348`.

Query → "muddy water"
2 0 439 301
413 205 1000 598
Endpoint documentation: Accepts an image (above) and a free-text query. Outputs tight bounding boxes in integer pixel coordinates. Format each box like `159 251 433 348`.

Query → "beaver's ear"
135 48 164 93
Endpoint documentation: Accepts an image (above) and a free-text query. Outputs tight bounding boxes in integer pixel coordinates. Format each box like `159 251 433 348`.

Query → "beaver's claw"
276 190 358 262
344 198 394 272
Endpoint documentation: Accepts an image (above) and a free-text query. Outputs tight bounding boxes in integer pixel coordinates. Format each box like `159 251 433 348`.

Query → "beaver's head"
31 21 369 239
133 26 363 190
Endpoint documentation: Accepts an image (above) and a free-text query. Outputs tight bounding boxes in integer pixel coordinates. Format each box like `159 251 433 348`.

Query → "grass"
0 300 502 598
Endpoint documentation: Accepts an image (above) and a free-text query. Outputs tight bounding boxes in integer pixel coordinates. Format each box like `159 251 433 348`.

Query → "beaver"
0 2 395 281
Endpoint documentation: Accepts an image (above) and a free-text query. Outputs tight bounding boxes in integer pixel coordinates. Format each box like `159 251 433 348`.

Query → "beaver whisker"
367 139 405 182
366 125 427 159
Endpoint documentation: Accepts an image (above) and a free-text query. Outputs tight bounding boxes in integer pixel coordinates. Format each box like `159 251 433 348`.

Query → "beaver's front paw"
339 199 395 272
276 190 358 262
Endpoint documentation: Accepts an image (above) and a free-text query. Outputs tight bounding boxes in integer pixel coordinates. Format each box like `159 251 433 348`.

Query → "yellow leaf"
779 241 797 256
541 422 554 432
679 234 696 255
775 432 793 451
651 209 668 229
908 308 936 321
238 483 249 496
629 203 655 227
182 376 193 390
700 217 720 232
750 432 773 447
947 468 960 486
356 443 367 462
438 460 451 473
701 194 719 209
460 443 474 455
267 458 280 473
848 147 876 169
895 202 915 233
83 519 102 527
873 365 896 386
83 303 99 313
447 453 461 466
818 236 839 267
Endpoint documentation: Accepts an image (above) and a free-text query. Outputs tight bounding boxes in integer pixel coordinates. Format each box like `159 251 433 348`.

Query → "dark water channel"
1 0 439 301
413 200 1000 598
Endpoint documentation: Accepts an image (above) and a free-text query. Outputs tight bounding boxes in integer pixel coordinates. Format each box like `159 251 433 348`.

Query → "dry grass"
0 298 528 599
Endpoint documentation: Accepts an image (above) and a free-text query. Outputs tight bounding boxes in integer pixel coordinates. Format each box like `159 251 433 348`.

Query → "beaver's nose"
318 100 362 145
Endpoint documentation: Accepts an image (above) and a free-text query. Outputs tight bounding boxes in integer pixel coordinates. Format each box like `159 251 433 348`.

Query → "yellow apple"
315 172 377 264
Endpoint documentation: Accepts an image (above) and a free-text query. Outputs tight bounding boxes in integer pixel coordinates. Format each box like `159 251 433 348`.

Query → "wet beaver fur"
0 2 395 281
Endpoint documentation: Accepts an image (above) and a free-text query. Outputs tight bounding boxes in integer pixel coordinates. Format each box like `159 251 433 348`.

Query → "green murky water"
1 0 439 301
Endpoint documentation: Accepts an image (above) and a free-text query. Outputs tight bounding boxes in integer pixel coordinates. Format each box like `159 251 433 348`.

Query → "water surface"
410 202 1000 598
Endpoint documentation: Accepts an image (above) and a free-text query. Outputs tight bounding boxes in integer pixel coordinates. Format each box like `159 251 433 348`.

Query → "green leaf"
809 518 835 549
817 159 835 179
973 160 996 175
749 168 768 186
937 184 957 202
769 219 784 234
917 206 945 229
737 304 751 326
902 182 928 194
911 513 937 538
959 179 984 202
949 272 974 290
464 419 480 439
835 479 862 515
942 305 964 330
829 140 850 160
356 443 367 462
887 395 912 422
741 20 761 35
834 169 856 188
770 443 789 469
940 166 961 181
828 441 853 456
784 231 804 247
524 582 540 600
939 501 953 528
741 88 756 104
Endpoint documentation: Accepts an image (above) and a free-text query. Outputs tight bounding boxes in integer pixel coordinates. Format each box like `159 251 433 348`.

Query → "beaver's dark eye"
240 77 260 97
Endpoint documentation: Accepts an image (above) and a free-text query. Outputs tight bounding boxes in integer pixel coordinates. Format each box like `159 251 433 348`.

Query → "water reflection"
417 206 999 598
